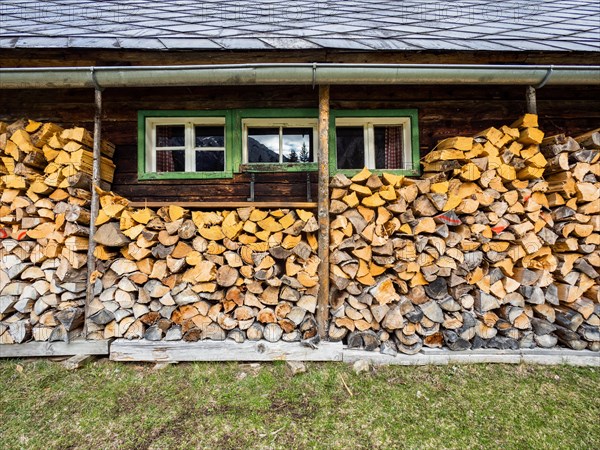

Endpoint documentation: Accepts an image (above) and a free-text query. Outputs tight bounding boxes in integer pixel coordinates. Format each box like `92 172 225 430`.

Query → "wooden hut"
1 1 599 358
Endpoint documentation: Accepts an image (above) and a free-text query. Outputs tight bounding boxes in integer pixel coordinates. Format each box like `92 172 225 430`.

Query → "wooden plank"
316 85 330 338
520 349 600 367
0 339 111 358
341 348 599 367
109 339 344 362
239 163 318 173
128 201 318 209
108 340 599 366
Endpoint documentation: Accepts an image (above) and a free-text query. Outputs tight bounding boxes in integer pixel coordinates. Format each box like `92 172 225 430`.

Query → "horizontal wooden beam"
128 201 318 209
109 340 600 366
110 340 344 362
0 339 111 358
239 163 318 173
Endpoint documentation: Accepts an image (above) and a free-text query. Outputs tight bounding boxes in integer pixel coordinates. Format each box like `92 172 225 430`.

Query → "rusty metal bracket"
247 172 256 202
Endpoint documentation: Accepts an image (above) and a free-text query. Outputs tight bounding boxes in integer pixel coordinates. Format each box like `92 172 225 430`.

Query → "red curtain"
156 126 175 172
156 151 175 172
384 126 403 170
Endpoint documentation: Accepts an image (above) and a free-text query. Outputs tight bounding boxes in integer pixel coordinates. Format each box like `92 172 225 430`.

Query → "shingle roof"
1 0 599 52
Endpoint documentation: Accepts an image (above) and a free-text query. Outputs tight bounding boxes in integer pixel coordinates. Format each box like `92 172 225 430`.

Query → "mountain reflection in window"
248 127 313 163
248 128 279 162
195 126 225 148
283 128 313 162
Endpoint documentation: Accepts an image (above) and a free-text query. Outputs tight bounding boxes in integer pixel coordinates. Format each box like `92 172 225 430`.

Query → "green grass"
0 360 598 449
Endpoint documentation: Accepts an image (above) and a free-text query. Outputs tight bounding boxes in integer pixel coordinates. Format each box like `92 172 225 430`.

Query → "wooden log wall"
1 58 599 203
1 84 598 203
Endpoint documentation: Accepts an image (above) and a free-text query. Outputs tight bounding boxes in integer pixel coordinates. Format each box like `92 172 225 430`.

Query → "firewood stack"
0 119 115 344
329 114 599 354
87 191 321 343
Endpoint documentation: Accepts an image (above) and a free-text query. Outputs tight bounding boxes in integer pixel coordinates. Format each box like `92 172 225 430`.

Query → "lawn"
0 359 598 449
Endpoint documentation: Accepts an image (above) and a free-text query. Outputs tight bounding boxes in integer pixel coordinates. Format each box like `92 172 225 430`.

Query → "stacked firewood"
87 191 321 343
539 129 600 351
329 115 599 354
0 119 115 343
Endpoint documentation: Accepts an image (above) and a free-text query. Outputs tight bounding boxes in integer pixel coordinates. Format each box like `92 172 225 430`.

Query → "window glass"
375 125 403 170
195 125 225 148
156 125 185 147
248 127 280 163
156 150 185 172
196 151 224 172
282 127 313 163
336 126 364 169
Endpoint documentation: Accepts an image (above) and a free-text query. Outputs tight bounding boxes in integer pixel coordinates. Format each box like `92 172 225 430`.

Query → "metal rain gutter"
0 63 598 89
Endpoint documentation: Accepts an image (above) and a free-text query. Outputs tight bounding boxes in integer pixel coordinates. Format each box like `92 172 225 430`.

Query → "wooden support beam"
110 339 344 362
317 85 331 338
84 88 102 338
128 201 318 209
526 86 537 115
0 339 111 358
109 340 600 366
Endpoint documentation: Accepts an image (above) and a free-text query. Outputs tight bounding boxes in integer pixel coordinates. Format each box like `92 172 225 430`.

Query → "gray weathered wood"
526 85 537 115
110 339 344 362
107 340 599 366
85 87 103 339
342 348 599 367
0 339 110 357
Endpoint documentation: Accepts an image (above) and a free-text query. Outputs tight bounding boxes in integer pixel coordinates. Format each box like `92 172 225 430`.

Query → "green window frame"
138 108 419 178
137 110 234 180
234 108 319 173
329 109 420 176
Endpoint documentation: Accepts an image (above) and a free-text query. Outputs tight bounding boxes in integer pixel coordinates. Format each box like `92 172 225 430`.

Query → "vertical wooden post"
84 88 102 338
316 85 330 338
526 86 537 115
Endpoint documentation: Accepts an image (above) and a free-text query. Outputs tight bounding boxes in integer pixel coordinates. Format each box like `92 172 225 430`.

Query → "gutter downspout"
0 64 598 89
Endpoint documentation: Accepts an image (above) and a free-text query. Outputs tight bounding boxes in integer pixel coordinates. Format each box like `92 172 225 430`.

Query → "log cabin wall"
1 49 599 203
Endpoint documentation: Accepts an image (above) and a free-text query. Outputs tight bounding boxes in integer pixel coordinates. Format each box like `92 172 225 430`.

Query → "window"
331 110 419 176
138 109 418 179
147 118 225 173
242 118 317 166
138 111 233 180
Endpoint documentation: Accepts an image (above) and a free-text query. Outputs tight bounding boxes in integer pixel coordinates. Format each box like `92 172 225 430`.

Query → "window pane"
248 128 280 163
282 127 313 163
156 150 185 172
375 126 404 170
196 151 224 172
195 125 225 148
156 125 185 147
336 127 364 169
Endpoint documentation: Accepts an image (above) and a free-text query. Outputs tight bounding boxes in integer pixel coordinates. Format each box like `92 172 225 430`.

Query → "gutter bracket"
312 63 317 89
535 65 554 89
